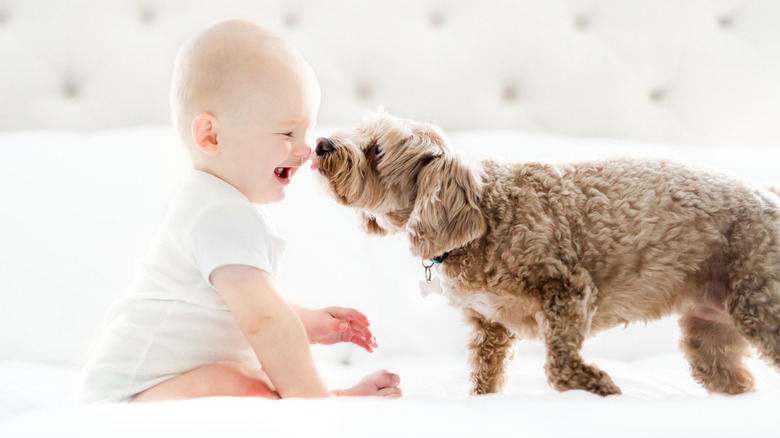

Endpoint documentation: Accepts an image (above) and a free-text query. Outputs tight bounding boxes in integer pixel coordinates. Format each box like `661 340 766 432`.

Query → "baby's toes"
377 386 403 398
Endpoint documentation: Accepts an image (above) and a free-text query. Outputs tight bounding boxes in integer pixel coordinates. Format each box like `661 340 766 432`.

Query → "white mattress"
1 354 779 437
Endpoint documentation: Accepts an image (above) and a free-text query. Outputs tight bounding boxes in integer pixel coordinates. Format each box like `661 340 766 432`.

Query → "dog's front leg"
538 279 621 396
466 310 516 395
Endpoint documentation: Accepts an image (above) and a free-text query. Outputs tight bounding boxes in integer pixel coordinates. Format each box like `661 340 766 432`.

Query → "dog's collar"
429 251 451 264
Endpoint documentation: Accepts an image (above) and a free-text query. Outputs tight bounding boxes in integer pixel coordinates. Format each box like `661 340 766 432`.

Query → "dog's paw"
470 383 502 396
548 363 622 397
589 376 622 397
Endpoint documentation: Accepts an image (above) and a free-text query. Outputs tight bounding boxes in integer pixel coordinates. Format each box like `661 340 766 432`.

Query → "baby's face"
215 74 319 204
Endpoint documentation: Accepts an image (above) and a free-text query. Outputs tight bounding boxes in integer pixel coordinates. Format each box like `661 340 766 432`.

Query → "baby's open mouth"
274 167 293 183
274 167 290 178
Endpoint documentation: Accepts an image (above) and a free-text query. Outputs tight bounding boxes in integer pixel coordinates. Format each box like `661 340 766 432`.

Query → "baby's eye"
278 132 294 138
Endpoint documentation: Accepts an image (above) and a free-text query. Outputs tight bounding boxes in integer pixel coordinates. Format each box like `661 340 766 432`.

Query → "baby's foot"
334 369 402 398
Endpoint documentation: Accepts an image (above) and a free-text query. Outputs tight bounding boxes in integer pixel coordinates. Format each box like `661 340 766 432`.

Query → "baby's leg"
131 362 280 402
333 370 402 398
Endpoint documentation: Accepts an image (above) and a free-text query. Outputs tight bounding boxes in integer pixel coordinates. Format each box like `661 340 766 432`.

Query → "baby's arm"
211 264 330 398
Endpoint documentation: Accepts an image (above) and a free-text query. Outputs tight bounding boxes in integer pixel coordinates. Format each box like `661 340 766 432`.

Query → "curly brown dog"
311 110 780 397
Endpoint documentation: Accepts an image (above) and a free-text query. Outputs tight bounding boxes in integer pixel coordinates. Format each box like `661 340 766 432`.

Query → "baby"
78 19 402 402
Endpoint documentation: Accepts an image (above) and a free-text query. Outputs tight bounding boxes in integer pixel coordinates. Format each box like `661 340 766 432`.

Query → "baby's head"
171 19 320 204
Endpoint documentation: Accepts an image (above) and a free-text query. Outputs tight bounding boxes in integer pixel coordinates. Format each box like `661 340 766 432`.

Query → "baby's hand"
305 307 377 352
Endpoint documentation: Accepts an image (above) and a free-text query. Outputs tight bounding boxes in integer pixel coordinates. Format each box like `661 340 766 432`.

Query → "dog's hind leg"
679 310 755 394
726 273 780 371
466 311 516 395
725 220 780 372
538 278 621 396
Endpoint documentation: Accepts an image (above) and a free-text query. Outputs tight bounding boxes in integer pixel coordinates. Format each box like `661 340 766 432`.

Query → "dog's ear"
407 152 486 259
358 211 388 235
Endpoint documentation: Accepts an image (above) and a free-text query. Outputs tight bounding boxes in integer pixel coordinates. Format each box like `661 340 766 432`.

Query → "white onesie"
78 170 285 402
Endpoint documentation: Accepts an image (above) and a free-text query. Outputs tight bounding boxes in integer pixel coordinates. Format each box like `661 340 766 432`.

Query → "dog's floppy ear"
358 211 388 235
407 151 486 259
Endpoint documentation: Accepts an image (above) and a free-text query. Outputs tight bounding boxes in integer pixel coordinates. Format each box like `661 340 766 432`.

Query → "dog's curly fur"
313 110 780 396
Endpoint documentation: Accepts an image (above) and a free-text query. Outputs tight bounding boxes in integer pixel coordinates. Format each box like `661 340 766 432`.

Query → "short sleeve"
188 201 282 287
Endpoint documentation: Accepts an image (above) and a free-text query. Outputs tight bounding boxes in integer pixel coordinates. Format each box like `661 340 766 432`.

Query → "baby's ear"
191 114 220 156
358 211 387 235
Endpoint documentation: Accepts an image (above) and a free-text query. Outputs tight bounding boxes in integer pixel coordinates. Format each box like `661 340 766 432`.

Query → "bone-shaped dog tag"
419 259 444 297
419 277 443 297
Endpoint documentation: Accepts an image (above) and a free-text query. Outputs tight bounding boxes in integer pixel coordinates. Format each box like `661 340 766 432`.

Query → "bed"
2 1 780 437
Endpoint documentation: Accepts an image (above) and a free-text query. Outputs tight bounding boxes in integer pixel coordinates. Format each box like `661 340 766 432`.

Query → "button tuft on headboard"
718 15 734 28
574 15 589 30
355 83 373 101
0 10 7 24
649 87 666 102
284 13 299 27
429 12 444 27
63 81 80 99
139 8 155 24
502 84 520 102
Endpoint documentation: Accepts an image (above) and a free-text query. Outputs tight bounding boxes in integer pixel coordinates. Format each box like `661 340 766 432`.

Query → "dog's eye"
365 143 383 160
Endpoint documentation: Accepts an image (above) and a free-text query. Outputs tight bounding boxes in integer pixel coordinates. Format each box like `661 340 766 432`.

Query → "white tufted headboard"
3 0 779 147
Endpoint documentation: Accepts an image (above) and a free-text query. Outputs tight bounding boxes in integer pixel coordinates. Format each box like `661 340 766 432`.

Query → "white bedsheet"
3 126 780 437
1 354 779 437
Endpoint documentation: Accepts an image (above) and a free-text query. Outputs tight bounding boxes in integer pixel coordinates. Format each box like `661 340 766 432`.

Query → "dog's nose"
316 137 334 156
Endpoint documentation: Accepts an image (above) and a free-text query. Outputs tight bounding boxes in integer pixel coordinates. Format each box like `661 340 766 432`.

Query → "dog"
311 110 780 396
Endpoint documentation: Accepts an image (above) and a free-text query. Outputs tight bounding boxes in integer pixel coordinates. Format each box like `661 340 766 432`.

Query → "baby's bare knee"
131 361 278 402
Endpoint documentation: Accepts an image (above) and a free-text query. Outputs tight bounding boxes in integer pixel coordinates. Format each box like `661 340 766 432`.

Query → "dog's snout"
316 137 334 156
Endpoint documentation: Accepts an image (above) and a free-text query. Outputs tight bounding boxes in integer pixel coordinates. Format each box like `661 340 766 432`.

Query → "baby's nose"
294 142 312 160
